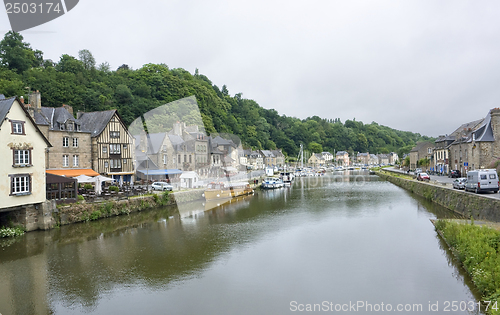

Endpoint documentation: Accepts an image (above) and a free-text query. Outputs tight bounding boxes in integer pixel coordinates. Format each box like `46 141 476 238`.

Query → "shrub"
84 184 93 190
109 186 119 192
77 195 85 201
437 220 500 313
90 210 101 221
0 226 25 238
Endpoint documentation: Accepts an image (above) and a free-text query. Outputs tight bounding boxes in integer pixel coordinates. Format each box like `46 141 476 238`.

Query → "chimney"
29 91 42 111
490 108 500 145
20 96 24 104
76 111 84 119
62 104 74 116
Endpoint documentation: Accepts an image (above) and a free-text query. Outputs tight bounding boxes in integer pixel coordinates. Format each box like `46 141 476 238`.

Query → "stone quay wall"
377 172 500 222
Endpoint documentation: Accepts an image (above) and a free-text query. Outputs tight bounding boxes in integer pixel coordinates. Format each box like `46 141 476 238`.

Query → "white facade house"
0 96 51 210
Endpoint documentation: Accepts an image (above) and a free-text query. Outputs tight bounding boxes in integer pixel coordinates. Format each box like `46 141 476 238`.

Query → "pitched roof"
336 151 348 155
0 96 51 146
78 110 116 137
470 110 495 142
0 96 15 127
410 141 434 152
260 150 275 157
148 132 168 153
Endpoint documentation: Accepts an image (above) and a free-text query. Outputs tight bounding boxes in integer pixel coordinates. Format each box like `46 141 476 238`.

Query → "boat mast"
300 144 304 169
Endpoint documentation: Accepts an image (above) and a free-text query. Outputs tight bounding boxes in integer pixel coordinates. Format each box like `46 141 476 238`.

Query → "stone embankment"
377 171 500 222
53 189 204 227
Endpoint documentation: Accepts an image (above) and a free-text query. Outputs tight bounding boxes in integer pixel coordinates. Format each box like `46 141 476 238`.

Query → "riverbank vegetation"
435 220 500 314
0 31 431 157
0 226 25 238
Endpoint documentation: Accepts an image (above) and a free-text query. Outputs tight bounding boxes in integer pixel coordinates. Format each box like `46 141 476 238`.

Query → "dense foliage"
435 220 500 314
0 31 432 157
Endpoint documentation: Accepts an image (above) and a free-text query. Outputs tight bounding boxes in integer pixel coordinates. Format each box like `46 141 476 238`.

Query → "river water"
0 172 484 314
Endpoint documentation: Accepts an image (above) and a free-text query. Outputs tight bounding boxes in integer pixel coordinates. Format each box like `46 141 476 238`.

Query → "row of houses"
308 151 398 167
0 92 137 213
410 108 500 175
0 92 292 215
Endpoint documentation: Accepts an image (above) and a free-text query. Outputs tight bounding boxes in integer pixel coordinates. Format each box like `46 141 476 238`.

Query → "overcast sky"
2 0 500 137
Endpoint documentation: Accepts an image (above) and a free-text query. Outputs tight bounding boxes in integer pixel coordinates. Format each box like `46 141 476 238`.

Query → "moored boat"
204 181 254 201
261 177 284 189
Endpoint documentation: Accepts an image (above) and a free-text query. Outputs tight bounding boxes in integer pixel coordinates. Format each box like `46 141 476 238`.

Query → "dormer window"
76 124 81 131
60 123 64 131
10 120 25 135
67 123 73 131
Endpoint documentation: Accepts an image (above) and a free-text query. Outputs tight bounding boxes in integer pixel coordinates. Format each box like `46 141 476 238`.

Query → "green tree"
0 31 42 73
78 49 96 70
308 142 323 153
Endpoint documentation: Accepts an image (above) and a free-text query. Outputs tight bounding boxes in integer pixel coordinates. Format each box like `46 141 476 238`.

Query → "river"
0 171 483 314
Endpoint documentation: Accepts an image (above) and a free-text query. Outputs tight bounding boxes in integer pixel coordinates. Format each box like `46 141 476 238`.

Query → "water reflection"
0 171 483 315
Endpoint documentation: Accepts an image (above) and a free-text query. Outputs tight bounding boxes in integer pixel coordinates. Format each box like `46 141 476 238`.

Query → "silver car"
151 182 173 191
452 178 467 190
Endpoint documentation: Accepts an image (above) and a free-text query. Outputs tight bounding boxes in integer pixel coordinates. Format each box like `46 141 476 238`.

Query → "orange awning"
46 169 100 177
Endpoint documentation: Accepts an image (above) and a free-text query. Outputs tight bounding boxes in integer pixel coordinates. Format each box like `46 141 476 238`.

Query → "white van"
465 169 499 193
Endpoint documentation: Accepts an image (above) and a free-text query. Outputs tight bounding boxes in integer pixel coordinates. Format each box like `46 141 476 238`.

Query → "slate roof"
78 110 116 137
148 132 167 153
470 111 495 142
0 96 15 128
336 151 348 155
260 150 275 158
0 96 51 146
410 141 434 152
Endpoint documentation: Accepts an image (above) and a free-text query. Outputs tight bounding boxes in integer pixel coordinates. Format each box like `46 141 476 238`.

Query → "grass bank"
434 220 500 314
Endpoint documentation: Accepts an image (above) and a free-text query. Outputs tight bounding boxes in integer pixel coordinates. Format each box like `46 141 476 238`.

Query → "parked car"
452 178 467 190
448 170 461 178
414 168 422 174
151 182 173 191
465 169 499 193
417 172 430 181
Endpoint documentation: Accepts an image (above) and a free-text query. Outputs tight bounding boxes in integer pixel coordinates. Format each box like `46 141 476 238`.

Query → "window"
13 149 30 166
104 161 109 168
10 174 30 195
67 123 73 131
73 155 79 167
72 138 78 147
490 174 497 179
76 124 81 131
163 154 167 165
110 144 121 154
163 145 167 151
481 175 487 180
63 155 69 167
63 137 69 147
123 159 127 164
60 123 64 131
110 159 121 168
102 146 107 154
189 155 192 163
110 131 120 138
10 120 25 135
428 148 432 154
184 155 187 163
123 144 128 149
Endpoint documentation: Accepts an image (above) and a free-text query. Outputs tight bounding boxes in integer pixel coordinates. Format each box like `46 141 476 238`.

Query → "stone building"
409 141 434 171
434 119 483 174
356 152 369 165
448 108 500 174
336 151 349 166
308 153 325 167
